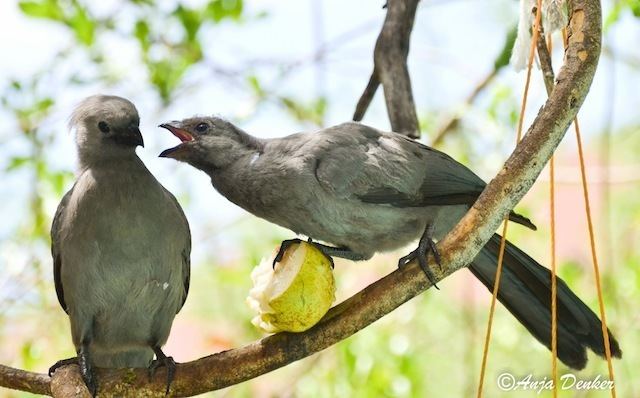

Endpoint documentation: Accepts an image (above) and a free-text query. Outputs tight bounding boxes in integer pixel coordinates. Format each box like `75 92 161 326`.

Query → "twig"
0 364 51 396
535 24 556 95
353 0 421 138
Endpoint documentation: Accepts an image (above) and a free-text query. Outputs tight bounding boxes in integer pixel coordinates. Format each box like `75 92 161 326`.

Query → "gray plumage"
52 95 190 393
159 117 621 370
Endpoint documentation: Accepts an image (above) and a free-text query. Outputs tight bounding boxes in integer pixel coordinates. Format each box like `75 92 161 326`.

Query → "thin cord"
546 33 559 398
476 2 542 396
575 116 617 397
476 221 509 398
562 28 617 398
550 154 558 398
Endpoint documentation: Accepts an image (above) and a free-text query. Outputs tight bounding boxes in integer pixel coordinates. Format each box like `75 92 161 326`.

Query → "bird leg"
48 346 97 396
148 346 177 396
398 223 441 289
308 241 369 262
274 238 367 269
78 343 97 397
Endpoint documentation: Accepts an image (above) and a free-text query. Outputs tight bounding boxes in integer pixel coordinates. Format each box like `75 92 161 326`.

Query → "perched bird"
50 95 191 395
159 117 621 370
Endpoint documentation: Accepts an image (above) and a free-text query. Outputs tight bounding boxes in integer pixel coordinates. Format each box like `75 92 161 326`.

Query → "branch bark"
353 0 421 138
0 364 51 396
0 0 601 396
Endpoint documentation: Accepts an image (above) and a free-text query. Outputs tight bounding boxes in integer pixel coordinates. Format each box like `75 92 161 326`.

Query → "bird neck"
197 131 265 172
78 149 141 172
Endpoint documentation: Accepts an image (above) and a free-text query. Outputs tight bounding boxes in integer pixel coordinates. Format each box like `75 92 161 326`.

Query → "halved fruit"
247 241 336 333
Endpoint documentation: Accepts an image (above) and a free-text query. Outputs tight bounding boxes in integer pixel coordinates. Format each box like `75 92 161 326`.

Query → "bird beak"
158 123 193 159
115 125 144 147
159 123 194 142
159 145 189 159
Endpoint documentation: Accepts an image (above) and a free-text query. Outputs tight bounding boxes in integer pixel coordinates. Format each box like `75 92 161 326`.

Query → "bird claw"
149 349 177 396
49 356 97 396
273 238 336 269
273 238 303 268
48 357 78 377
398 224 441 289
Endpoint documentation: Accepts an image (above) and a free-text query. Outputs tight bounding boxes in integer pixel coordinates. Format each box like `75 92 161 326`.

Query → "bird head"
70 95 144 161
159 116 259 170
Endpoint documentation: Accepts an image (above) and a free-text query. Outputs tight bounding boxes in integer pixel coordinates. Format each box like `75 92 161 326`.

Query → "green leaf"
47 170 74 196
6 156 32 172
174 5 202 42
631 0 640 17
206 0 244 23
279 96 326 126
134 20 151 52
36 97 54 112
68 3 95 46
148 59 191 103
494 26 517 70
247 75 265 97
18 0 64 20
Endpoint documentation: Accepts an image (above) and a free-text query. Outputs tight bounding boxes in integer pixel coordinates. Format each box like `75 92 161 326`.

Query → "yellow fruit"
247 241 336 333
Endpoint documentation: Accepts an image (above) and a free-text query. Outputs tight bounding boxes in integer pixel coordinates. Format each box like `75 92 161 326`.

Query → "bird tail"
468 234 622 369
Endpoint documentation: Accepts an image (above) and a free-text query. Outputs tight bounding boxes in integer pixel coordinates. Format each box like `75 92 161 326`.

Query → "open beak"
159 123 194 158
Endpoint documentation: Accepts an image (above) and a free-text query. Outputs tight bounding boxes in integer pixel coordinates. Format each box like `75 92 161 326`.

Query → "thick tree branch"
0 0 601 396
353 0 421 138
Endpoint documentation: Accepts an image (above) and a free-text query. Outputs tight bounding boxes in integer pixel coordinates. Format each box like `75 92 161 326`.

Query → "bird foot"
398 224 441 289
149 347 177 396
48 357 78 377
273 238 303 268
273 238 335 269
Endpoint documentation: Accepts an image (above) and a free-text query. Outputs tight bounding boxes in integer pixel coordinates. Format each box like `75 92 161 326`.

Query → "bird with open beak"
158 116 621 370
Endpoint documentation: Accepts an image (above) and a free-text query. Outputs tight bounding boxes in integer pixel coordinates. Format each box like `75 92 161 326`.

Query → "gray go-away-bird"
158 117 621 370
50 95 190 395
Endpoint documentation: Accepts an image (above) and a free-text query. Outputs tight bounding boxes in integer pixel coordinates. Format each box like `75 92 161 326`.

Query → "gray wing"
312 123 535 229
313 122 486 207
51 186 76 314
164 188 191 314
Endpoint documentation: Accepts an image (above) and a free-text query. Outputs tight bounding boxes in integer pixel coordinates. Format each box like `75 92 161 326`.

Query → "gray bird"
159 117 621 370
50 95 190 395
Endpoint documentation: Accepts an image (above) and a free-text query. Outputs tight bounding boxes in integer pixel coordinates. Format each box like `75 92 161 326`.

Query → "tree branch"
353 0 421 138
0 364 51 396
0 0 601 395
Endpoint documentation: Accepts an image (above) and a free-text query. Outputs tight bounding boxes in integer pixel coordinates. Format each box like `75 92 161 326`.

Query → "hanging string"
476 2 542 397
562 28 617 398
549 143 558 398
544 32 559 398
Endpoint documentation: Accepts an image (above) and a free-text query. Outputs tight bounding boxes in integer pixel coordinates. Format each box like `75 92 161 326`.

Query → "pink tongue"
174 130 193 142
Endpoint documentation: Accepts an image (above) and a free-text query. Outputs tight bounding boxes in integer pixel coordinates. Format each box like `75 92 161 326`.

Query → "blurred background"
0 0 639 396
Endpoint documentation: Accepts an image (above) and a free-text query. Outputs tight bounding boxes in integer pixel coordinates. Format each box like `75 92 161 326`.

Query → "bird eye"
98 121 110 133
195 123 208 133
